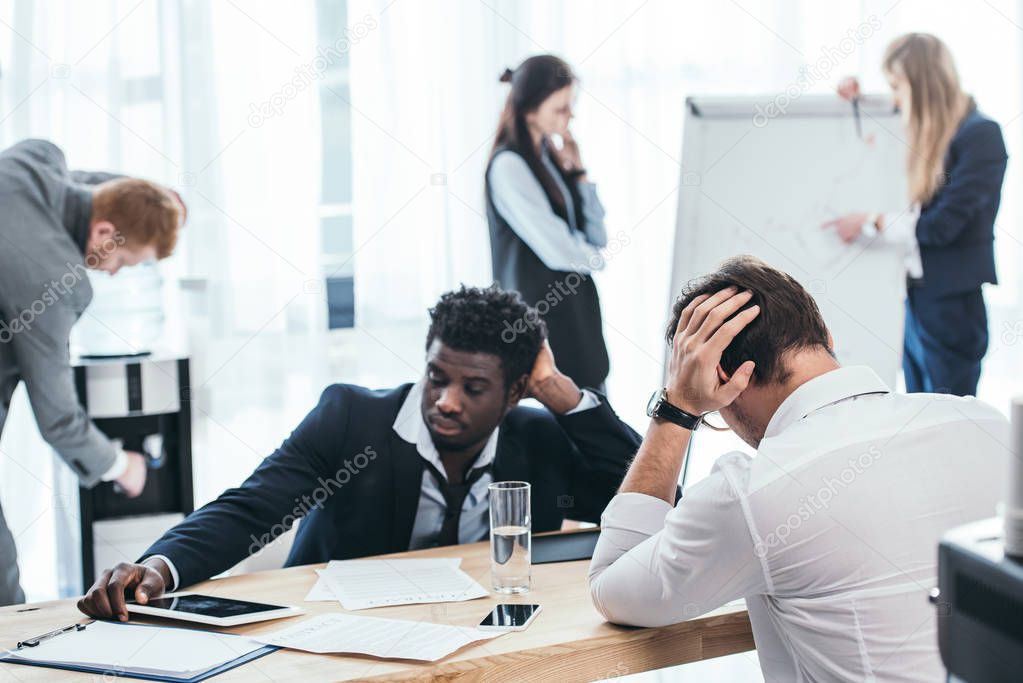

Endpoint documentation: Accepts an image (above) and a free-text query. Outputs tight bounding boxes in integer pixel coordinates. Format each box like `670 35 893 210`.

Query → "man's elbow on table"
588 564 684 629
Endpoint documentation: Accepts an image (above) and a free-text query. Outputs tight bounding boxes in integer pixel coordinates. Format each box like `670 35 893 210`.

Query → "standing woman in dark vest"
825 34 1007 396
485 55 610 391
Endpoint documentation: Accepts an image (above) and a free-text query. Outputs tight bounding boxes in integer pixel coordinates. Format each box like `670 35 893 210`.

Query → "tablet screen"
532 528 600 564
138 594 284 618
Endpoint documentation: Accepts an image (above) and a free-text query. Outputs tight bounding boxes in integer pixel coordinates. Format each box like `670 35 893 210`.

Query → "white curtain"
348 0 1023 431
0 0 328 599
2 0 1020 600
347 0 502 331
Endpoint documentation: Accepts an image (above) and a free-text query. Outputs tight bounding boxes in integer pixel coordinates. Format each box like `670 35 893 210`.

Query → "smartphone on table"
478 604 542 631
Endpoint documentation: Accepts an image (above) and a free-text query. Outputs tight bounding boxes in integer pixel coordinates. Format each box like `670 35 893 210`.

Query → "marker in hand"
837 76 863 141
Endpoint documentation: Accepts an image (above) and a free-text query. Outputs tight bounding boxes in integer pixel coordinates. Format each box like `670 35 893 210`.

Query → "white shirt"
589 366 1010 682
488 149 607 273
393 379 499 549
394 379 599 549
100 447 128 481
876 205 923 279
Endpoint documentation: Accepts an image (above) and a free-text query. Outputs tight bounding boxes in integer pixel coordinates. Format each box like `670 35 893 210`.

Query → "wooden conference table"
0 533 754 682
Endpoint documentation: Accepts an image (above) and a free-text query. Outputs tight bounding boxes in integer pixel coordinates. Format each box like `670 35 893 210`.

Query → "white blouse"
488 148 607 273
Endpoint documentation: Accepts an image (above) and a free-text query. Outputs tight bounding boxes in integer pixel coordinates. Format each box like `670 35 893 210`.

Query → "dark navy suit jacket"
915 108 1007 296
144 383 640 589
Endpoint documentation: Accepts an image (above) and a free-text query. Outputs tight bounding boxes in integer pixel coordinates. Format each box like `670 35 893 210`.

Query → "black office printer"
935 518 1023 682
935 397 1023 682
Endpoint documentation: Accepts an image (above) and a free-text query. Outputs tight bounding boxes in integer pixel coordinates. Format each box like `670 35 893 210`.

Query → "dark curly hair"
426 284 547 387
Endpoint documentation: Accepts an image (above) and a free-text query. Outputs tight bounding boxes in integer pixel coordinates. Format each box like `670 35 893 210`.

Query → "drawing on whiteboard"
673 95 908 387
760 144 879 271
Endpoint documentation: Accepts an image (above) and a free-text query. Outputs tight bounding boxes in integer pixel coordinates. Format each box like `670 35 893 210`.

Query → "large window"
315 0 356 329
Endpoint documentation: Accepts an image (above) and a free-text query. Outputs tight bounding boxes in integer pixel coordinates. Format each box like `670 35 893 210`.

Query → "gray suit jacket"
0 139 120 486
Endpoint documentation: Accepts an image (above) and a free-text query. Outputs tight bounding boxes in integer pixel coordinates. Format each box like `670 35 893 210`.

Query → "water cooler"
55 353 194 593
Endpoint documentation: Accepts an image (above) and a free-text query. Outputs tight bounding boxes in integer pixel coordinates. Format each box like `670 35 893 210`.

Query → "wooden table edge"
358 608 755 682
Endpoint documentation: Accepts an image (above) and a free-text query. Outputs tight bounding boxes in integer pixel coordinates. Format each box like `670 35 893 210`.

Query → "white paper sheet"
2 621 266 677
255 613 503 661
304 558 459 602
304 558 465 602
313 558 488 610
304 577 336 602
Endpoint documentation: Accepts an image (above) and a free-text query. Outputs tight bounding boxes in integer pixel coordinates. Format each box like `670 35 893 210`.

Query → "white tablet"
126 592 304 627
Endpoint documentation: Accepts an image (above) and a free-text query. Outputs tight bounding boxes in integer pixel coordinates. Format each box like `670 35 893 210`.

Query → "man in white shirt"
589 255 1010 682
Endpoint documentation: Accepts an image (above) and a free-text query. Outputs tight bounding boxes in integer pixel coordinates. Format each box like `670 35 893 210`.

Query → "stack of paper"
255 613 503 661
305 558 489 610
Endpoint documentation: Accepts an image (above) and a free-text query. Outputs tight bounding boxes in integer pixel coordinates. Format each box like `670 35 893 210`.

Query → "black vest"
485 146 609 389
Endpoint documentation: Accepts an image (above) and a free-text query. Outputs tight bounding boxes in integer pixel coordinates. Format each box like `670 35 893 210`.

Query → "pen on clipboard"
852 96 862 139
16 622 90 649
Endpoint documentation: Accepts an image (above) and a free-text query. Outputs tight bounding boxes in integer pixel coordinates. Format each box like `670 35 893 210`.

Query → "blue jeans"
903 287 988 396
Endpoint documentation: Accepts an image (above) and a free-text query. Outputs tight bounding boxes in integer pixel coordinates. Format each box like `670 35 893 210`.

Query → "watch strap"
651 393 702 430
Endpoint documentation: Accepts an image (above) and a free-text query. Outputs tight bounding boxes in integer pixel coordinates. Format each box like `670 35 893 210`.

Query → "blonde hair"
92 178 183 258
883 33 974 204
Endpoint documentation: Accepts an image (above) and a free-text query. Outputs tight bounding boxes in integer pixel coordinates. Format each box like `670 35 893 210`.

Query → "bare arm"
526 340 583 414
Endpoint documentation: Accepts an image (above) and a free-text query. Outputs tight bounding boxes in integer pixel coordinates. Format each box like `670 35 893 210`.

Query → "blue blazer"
915 108 1007 297
143 383 640 589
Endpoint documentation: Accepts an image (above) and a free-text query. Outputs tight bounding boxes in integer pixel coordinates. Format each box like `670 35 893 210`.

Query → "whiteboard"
671 94 910 386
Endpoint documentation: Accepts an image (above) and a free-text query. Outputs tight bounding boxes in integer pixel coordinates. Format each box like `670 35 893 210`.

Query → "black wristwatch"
646 388 703 431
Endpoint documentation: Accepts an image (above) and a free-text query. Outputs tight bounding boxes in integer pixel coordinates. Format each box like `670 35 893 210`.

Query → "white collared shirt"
394 380 598 550
589 366 1010 682
393 379 500 549
876 205 923 279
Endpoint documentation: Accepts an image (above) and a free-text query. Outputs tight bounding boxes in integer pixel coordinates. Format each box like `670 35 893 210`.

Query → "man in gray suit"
0 139 185 605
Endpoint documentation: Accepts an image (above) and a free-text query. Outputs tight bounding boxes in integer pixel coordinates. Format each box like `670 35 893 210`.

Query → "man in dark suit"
79 285 639 620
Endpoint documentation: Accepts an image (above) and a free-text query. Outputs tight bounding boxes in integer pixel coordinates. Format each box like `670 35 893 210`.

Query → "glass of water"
489 481 531 593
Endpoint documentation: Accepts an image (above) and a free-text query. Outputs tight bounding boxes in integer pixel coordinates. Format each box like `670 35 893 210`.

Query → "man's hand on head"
618 287 759 502
667 287 760 415
526 340 583 414
527 340 558 389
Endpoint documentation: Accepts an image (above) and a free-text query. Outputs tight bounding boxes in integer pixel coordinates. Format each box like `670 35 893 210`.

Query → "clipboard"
0 620 279 682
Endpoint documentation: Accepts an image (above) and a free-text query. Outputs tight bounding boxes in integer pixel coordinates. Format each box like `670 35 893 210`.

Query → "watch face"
646 390 661 417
